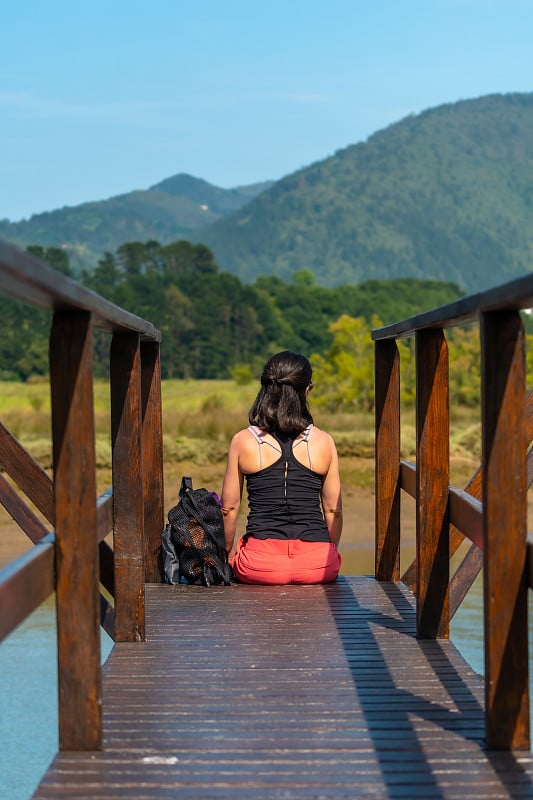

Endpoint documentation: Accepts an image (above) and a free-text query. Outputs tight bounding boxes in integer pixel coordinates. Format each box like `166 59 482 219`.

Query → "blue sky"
1 0 532 221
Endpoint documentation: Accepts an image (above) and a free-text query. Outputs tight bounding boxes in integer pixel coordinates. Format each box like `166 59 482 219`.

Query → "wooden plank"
407 485 482 614
450 544 483 618
400 459 416 498
481 310 529 749
0 535 55 641
110 332 145 642
415 329 449 639
374 339 400 580
372 271 533 341
50 309 102 751
140 341 164 582
372 293 482 341
403 463 483 594
0 472 49 542
403 390 533 601
0 239 161 341
448 488 483 548
34 578 533 799
0 420 54 523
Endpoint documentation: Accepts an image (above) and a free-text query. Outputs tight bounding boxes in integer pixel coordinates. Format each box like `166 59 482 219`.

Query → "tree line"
2 238 522 412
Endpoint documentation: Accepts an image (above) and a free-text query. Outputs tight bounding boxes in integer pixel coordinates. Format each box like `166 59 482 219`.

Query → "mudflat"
1 454 482 574
0 456 416 574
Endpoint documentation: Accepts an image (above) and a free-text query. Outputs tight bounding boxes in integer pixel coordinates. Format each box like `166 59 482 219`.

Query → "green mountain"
196 93 533 292
1 94 532 293
0 174 273 272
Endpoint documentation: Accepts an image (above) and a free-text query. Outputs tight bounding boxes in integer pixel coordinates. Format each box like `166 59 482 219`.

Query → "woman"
221 351 342 585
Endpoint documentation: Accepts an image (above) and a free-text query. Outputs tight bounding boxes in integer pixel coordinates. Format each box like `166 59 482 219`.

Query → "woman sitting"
221 350 342 585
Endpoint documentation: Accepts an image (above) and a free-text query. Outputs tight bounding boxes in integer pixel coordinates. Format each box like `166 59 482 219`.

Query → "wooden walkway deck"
34 577 533 799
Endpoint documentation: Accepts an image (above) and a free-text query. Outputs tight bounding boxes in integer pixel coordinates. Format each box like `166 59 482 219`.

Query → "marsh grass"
0 378 481 485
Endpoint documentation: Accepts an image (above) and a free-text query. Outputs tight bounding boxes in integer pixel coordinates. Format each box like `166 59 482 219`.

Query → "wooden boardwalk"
34 577 533 799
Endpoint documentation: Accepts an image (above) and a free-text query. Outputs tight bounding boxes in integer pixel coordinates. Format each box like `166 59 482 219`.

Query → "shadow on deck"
34 577 533 799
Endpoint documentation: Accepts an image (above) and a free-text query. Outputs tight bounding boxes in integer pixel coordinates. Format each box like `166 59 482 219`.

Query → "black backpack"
161 476 232 587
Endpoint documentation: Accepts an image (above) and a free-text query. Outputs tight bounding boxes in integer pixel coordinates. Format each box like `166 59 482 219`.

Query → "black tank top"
245 428 330 542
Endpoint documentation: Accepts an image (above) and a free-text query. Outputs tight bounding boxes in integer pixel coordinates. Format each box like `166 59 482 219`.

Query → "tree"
27 244 72 276
311 315 379 412
292 269 315 288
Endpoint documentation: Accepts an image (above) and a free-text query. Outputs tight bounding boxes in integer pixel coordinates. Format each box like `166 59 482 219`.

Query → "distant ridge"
1 94 533 292
0 174 273 271
151 174 274 215
196 93 533 292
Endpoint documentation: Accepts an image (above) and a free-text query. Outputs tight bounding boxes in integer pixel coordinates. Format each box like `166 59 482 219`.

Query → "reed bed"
0 379 481 487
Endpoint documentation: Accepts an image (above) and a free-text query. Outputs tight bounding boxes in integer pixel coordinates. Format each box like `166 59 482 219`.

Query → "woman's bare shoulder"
230 428 253 446
309 425 337 448
230 427 265 452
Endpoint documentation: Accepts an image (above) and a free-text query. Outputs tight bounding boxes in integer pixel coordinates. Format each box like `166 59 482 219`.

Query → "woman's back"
234 424 336 476
244 427 331 542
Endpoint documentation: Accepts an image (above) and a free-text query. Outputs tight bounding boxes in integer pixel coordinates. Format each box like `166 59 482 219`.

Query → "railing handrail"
372 270 533 340
373 271 532 751
0 240 161 340
0 238 164 752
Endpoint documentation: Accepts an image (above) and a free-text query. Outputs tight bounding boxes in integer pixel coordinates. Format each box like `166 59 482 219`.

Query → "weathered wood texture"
371 270 533 341
0 239 161 340
0 472 49 543
402 461 484 618
481 311 529 750
140 341 165 582
0 534 54 640
0 419 54 522
50 310 102 751
415 330 450 640
110 332 145 642
375 339 401 581
34 579 533 799
403 391 533 607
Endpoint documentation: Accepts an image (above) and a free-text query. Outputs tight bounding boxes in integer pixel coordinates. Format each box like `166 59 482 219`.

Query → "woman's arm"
320 437 343 546
220 433 244 554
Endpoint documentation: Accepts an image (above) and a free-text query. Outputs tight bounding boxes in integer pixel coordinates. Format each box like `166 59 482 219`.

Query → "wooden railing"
0 240 164 750
373 272 533 750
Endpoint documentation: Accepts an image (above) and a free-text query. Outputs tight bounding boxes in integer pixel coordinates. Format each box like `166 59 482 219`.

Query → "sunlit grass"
0 379 481 486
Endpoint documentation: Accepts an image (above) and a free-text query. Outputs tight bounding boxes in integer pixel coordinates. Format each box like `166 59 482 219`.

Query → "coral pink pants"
231 536 341 585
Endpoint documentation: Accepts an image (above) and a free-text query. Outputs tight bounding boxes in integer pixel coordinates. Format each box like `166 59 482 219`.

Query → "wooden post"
49 310 102 750
140 341 165 582
481 310 529 749
375 339 401 581
415 329 449 639
110 332 145 642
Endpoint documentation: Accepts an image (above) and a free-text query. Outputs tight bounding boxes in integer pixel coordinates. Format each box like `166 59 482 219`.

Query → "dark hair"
248 351 314 435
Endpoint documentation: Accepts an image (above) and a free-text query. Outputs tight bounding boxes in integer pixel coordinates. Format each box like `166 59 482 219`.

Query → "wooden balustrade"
373 271 533 750
0 240 164 750
3 235 533 756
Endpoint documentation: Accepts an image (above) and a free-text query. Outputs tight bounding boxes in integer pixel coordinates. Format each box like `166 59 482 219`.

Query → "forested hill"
197 93 533 293
1 94 533 293
0 175 272 271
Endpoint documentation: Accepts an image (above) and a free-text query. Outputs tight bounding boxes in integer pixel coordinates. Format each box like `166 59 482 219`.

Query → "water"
0 598 113 800
0 563 530 800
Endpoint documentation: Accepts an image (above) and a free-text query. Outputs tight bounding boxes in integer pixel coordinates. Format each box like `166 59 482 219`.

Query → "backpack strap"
179 476 193 499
